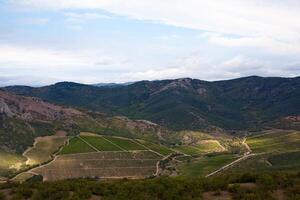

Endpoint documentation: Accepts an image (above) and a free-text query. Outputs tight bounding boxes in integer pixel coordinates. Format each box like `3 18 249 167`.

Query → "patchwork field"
225 130 300 173
247 130 300 153
28 134 175 181
10 132 244 181
23 136 68 165
32 151 161 181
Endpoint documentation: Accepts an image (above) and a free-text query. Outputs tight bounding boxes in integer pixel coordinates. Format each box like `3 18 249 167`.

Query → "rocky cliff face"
0 90 83 122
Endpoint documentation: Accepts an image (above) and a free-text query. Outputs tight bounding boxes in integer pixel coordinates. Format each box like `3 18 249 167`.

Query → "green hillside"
5 76 300 131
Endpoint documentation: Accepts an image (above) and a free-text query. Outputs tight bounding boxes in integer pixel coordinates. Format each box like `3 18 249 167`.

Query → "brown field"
23 135 68 165
32 151 162 181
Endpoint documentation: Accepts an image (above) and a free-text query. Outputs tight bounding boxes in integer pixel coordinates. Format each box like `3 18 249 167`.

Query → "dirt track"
206 138 254 177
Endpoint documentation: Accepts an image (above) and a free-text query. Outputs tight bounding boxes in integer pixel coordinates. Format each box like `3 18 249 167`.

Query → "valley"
0 77 299 199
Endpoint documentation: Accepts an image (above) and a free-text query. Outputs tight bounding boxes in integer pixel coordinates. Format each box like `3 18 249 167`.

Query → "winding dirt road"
206 138 255 177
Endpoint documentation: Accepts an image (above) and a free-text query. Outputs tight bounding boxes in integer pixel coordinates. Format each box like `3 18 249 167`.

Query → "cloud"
64 12 111 23
21 17 49 25
10 0 300 55
120 53 299 82
0 44 91 68
205 34 300 55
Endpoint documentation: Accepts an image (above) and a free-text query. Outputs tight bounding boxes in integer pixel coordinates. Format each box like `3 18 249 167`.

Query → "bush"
0 192 5 200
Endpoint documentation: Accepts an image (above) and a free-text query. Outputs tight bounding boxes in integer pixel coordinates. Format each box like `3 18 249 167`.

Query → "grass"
59 137 96 155
0 151 26 177
173 145 203 156
196 140 224 152
173 140 225 156
12 172 34 183
24 136 68 165
179 154 237 177
268 151 300 169
227 151 300 174
103 136 147 151
80 136 122 151
247 130 300 153
135 140 174 156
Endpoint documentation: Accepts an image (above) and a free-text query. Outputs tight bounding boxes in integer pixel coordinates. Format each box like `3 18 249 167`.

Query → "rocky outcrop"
0 90 83 122
0 99 13 117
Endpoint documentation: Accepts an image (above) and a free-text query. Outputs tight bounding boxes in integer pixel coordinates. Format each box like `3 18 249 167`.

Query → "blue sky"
0 0 300 86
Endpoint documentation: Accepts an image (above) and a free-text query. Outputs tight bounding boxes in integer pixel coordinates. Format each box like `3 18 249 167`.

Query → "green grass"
173 145 203 156
179 154 237 177
269 151 300 169
59 137 96 155
0 151 26 177
196 141 223 152
104 136 146 151
135 140 174 156
227 151 300 173
80 136 122 151
247 130 300 153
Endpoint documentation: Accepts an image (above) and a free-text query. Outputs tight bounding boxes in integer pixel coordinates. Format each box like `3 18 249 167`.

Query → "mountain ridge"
3 76 300 132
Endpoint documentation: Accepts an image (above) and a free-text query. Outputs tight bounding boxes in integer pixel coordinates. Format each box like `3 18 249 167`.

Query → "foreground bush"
0 171 299 200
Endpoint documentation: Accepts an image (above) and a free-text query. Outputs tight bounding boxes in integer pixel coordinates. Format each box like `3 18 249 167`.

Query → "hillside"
0 90 173 154
5 76 300 131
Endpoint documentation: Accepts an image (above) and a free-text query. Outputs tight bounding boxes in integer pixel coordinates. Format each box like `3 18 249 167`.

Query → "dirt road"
206 138 254 177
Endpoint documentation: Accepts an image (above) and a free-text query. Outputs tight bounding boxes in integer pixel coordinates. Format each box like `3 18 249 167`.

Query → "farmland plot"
247 130 300 153
0 151 26 177
32 151 161 181
103 136 147 151
135 140 174 156
80 136 122 151
24 136 68 165
59 137 96 155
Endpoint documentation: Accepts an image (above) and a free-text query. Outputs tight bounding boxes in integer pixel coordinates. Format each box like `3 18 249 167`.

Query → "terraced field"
28 134 174 181
32 151 161 181
247 130 300 153
24 136 68 165
17 133 233 180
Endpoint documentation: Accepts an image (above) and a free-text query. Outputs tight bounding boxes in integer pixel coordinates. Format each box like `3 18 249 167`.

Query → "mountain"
92 82 135 88
4 76 300 132
0 89 172 153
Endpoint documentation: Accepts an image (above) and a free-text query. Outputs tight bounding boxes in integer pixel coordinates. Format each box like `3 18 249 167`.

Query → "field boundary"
101 136 127 151
132 140 165 157
78 136 99 152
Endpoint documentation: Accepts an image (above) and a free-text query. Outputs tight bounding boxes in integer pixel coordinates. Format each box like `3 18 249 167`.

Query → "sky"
0 0 300 86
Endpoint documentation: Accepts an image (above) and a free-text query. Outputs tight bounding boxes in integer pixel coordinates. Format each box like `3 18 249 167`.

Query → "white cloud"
0 44 128 71
21 17 49 25
10 0 300 55
206 34 300 55
120 53 299 82
0 44 91 68
64 12 111 23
